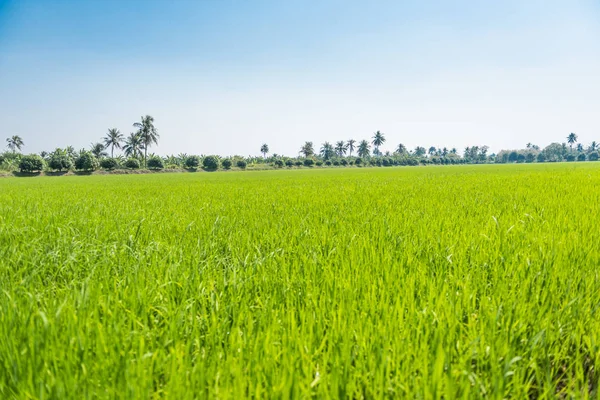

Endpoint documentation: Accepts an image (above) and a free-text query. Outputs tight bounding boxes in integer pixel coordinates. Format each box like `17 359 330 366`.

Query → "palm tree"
103 128 124 158
414 147 426 157
335 141 348 157
526 143 532 149
346 139 356 157
123 132 144 158
428 146 436 156
300 141 314 157
6 135 24 152
371 131 386 154
357 140 370 158
395 143 407 154
589 141 598 152
90 142 108 159
260 143 269 159
320 142 335 159
133 115 159 166
567 133 578 149
576 143 584 153
450 148 457 155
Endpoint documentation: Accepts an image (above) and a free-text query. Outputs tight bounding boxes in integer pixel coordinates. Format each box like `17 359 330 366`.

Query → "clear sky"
1 0 599 156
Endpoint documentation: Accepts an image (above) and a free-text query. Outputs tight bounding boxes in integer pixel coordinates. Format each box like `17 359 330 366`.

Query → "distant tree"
428 146 436 157
100 158 119 170
576 143 584 153
320 142 335 160
413 146 426 157
589 151 599 161
74 151 99 171
90 142 108 159
450 148 457 155
371 131 386 154
358 140 371 158
124 158 141 170
6 135 24 152
347 139 356 156
237 160 248 169
395 144 407 154
588 141 598 152
221 158 232 169
184 155 201 169
260 143 269 159
203 155 220 171
335 141 348 157
103 128 124 158
147 156 164 170
133 115 159 167
567 133 578 149
526 143 532 149
18 154 44 172
123 133 144 158
300 141 314 157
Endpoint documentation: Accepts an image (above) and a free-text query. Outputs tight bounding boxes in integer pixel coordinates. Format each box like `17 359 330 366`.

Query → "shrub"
333 160 340 166
274 160 284 168
48 154 72 171
294 161 303 167
304 159 315 167
566 154 576 162
577 153 586 162
124 158 141 170
340 159 348 166
185 155 201 169
147 156 164 170
221 159 232 169
203 155 220 171
19 154 44 173
355 158 363 165
316 161 323 166
74 152 98 171
589 152 599 161
237 160 248 169
349 160 354 166
100 158 119 170
537 153 546 163
325 160 332 166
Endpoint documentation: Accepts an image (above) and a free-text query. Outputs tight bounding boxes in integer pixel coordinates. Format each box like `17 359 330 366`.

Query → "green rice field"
1 164 599 398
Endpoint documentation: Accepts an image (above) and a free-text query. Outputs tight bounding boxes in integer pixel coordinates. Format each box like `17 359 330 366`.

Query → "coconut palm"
6 135 24 152
567 133 578 149
123 132 144 158
414 146 426 157
133 115 159 166
428 146 437 156
346 139 356 157
589 141 598 152
260 143 269 159
395 143 407 154
300 141 314 157
371 131 386 154
90 142 108 159
103 128 124 158
357 140 370 158
576 143 584 153
335 141 348 157
320 142 335 160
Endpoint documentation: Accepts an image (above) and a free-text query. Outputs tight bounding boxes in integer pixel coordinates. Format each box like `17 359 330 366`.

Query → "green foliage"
1 165 599 397
285 159 294 167
202 155 220 171
237 160 248 169
325 160 332 166
100 158 119 170
221 159 232 169
294 160 302 167
316 161 323 166
274 160 283 168
577 153 586 162
566 154 576 162
355 157 363 165
147 156 165 170
18 154 44 172
184 155 201 169
589 151 599 161
303 158 315 167
124 158 141 170
48 153 73 171
74 152 99 171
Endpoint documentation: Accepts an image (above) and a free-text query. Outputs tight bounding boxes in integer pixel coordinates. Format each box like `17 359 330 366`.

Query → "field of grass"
1 164 599 398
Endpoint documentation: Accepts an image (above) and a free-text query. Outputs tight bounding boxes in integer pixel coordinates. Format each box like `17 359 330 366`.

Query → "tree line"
2 118 599 174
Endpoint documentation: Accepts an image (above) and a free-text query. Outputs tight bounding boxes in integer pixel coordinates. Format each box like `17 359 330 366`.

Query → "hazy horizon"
1 0 599 156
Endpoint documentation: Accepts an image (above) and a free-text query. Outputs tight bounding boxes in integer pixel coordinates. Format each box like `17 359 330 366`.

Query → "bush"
274 160 284 168
349 160 355 166
340 159 348 166
19 154 44 173
303 159 315 167
74 152 98 171
577 153 586 162
566 154 576 162
147 156 164 170
124 158 141 170
294 161 303 167
100 158 119 170
221 159 232 169
48 154 72 171
355 157 363 165
589 151 599 161
537 153 546 163
184 155 201 169
285 160 294 167
203 155 220 171
316 161 323 166
237 160 248 169
333 160 340 166
325 160 332 166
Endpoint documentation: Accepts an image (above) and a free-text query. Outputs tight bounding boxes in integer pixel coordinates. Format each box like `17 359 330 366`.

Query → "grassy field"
1 164 599 398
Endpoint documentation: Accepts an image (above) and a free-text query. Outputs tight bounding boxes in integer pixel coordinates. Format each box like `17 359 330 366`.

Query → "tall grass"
0 164 599 398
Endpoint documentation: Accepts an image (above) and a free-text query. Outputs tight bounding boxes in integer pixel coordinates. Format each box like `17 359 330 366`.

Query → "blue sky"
1 0 599 156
